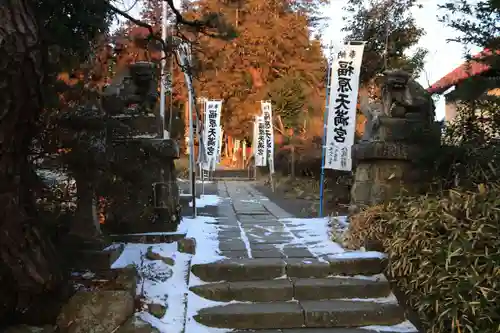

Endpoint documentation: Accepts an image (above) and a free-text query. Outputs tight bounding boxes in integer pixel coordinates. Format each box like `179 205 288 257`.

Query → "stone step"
109 232 186 244
211 169 253 179
230 328 417 333
70 245 125 271
194 300 405 329
70 267 138 297
190 277 390 302
211 177 256 181
191 257 385 282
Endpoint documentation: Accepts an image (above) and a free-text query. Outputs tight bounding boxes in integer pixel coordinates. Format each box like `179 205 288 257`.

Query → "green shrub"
346 185 500 333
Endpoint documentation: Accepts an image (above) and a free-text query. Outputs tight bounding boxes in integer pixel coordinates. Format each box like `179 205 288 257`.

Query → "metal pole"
158 1 169 216
188 88 196 217
201 165 205 195
252 117 257 180
242 140 246 169
200 97 206 195
319 43 335 217
160 0 168 140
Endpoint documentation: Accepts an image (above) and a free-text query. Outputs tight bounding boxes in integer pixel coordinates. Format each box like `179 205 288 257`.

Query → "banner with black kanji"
253 116 267 167
202 100 222 171
261 101 275 174
324 43 365 171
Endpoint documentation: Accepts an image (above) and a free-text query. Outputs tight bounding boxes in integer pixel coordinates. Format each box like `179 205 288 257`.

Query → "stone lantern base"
350 141 424 213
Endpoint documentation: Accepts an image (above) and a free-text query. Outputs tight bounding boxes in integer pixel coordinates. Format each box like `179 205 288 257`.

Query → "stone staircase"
189 256 416 332
209 169 255 181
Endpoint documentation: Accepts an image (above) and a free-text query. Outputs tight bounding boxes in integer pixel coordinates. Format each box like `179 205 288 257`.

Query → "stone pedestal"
104 138 180 234
350 116 437 212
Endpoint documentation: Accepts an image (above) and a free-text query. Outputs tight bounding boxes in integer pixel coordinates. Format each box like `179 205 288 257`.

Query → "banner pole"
319 43 335 217
200 98 205 196
253 117 257 180
159 0 168 140
188 89 196 217
201 166 205 195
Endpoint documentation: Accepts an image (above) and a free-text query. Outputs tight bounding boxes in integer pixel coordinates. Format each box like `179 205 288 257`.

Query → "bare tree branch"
162 0 211 28
106 2 169 54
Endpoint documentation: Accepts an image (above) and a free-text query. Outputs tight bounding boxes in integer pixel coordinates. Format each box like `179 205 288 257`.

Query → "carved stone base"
102 139 181 234
350 142 425 212
354 141 423 161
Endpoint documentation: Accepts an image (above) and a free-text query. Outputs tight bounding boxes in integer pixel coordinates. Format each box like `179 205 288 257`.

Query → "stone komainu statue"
350 69 439 211
360 69 436 142
101 61 159 116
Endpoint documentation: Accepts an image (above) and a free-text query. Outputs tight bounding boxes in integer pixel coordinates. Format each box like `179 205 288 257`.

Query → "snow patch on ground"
237 220 252 258
327 251 387 259
108 213 225 333
240 198 269 203
331 273 387 281
329 215 350 245
111 242 187 331
103 243 123 251
184 214 239 333
339 293 399 304
362 320 418 332
180 216 224 265
189 194 222 208
281 217 345 255
331 215 349 227
177 178 214 184
280 216 386 259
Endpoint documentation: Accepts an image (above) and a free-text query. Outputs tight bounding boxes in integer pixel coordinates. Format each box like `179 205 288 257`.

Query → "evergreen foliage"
342 0 428 84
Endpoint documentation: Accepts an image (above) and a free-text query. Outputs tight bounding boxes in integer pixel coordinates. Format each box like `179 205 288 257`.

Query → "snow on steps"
228 326 418 332
191 257 386 282
190 277 391 302
194 300 405 329
189 256 416 331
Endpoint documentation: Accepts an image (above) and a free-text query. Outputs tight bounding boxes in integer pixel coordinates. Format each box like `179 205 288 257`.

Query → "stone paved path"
186 180 418 332
216 181 317 259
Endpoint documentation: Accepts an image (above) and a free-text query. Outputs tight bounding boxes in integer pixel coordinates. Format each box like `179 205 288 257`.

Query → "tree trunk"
0 0 63 324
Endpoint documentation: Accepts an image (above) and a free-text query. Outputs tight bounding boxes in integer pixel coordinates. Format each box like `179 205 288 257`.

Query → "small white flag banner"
324 43 365 171
261 101 275 174
198 102 209 167
233 139 241 162
202 100 222 171
254 116 267 167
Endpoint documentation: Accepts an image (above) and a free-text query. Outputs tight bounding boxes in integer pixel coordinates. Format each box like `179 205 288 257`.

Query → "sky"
115 0 481 120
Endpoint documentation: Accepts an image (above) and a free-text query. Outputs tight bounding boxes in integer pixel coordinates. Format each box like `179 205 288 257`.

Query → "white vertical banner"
202 100 222 171
254 116 267 166
261 101 275 174
324 43 365 171
233 139 241 163
198 100 209 167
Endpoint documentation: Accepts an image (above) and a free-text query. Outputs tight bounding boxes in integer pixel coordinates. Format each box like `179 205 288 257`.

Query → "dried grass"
346 184 500 333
